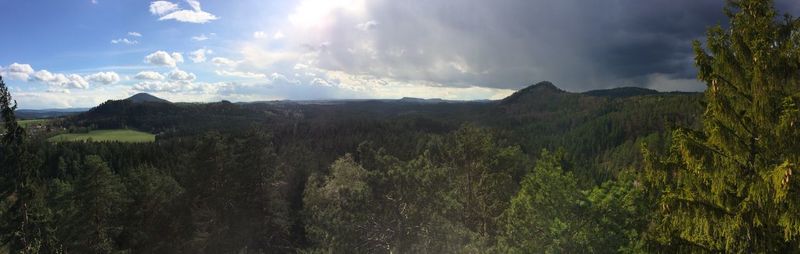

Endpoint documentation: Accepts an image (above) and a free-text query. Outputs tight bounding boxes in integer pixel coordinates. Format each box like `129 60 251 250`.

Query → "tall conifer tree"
644 0 800 252
0 76 51 252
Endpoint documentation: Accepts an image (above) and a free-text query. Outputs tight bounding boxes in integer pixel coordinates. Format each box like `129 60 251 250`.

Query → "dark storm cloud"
311 0 797 91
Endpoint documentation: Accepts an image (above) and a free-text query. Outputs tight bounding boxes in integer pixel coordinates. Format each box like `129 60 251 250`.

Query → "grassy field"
0 119 48 128
49 129 155 143
18 119 49 128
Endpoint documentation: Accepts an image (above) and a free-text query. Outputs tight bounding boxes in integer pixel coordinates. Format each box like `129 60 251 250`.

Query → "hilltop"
126 93 171 104
500 81 566 105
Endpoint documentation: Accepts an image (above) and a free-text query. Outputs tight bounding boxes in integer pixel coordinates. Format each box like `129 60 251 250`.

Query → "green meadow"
49 129 155 143
0 119 48 128
18 119 49 128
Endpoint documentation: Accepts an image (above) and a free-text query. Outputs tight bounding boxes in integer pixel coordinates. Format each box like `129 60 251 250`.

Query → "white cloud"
273 31 285 39
186 0 201 11
253 31 268 39
211 57 237 67
316 68 516 100
270 73 295 84
149 1 179 16
293 63 309 70
144 50 183 67
14 89 131 109
3 63 35 80
191 34 210 41
10 65 92 89
151 0 218 24
133 81 186 93
32 70 55 82
134 71 165 80
252 31 286 40
310 77 333 87
168 69 196 81
288 0 367 29
128 32 142 37
160 10 217 23
48 73 89 89
111 38 138 45
47 88 71 94
189 48 212 63
85 71 121 85
171 52 184 63
355 20 378 31
132 80 228 95
215 70 266 79
237 45 299 69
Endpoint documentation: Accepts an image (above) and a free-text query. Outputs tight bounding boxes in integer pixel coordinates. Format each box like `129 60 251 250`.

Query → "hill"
583 87 660 98
500 81 565 105
67 97 281 134
15 108 89 119
126 93 170 104
64 81 703 166
495 81 607 123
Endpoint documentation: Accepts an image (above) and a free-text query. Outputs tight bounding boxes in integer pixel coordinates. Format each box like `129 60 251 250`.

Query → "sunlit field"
48 129 155 143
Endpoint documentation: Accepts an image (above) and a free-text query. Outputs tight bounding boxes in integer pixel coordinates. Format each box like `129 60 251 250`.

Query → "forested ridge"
2 1 800 253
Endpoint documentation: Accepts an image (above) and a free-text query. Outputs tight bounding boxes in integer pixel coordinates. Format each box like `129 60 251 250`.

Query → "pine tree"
0 75 52 252
120 165 183 252
303 154 374 252
498 149 587 253
69 155 126 253
643 0 800 252
445 125 524 238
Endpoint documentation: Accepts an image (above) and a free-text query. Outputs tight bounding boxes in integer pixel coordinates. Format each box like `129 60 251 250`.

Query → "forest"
3 0 800 253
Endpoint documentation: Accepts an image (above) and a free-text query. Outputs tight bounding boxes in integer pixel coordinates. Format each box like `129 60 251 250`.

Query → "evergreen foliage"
0 76 53 253
644 0 800 252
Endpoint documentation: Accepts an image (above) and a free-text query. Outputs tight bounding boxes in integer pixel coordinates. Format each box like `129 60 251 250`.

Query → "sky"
0 0 798 109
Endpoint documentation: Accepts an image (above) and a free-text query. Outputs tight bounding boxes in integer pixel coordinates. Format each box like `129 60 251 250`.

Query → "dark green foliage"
119 165 183 252
0 76 53 253
303 154 376 252
69 98 278 135
499 149 586 253
174 131 293 253
643 0 800 252
499 150 652 253
583 87 660 98
68 155 127 253
125 93 170 104
304 126 528 253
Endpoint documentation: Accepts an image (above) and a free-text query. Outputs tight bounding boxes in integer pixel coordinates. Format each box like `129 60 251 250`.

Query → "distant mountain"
126 93 170 104
583 87 660 98
500 81 566 105
16 108 89 119
399 97 449 104
497 81 605 119
70 93 273 133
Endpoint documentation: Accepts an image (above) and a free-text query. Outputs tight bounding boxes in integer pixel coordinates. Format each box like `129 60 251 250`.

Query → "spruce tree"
0 75 51 252
644 0 800 252
69 155 126 253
